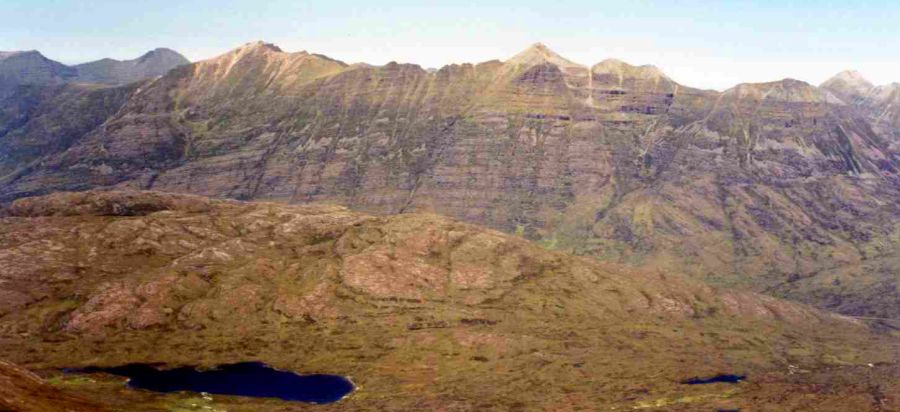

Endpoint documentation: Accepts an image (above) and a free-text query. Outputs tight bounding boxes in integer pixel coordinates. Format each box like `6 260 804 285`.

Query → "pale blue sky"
2 0 899 90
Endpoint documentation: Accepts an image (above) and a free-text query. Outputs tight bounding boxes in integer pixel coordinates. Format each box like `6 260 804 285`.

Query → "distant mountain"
1 41 899 320
0 48 188 97
73 47 189 85
820 70 874 104
821 70 900 136
0 51 76 96
506 42 585 71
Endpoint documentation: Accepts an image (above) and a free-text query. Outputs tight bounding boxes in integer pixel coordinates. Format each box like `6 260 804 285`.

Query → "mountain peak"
725 78 843 103
0 50 76 90
824 70 873 88
135 47 189 65
506 42 583 69
591 58 670 83
0 50 48 62
528 42 551 52
213 41 290 63
140 47 182 58
830 70 868 82
820 70 875 105
69 47 189 85
243 41 284 53
821 70 874 99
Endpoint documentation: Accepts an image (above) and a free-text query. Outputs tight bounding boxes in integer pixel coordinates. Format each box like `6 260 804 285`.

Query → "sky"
2 0 899 90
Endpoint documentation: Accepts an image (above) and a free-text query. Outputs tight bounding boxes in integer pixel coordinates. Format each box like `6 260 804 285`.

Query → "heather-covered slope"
0 191 897 411
0 360 104 412
0 42 899 318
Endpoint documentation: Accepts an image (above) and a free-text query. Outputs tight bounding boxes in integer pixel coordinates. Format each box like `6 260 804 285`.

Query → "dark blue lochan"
71 362 354 404
681 374 746 385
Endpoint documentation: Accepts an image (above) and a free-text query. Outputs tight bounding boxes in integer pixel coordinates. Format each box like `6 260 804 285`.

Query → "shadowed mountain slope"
0 83 136 182
0 51 77 98
73 48 189 85
0 47 187 99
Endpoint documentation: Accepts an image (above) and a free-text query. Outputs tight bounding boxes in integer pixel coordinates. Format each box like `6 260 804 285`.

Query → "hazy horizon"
3 0 899 91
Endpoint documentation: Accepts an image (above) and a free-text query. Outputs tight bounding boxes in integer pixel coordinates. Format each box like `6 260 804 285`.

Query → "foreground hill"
0 190 897 410
0 360 103 412
0 42 899 320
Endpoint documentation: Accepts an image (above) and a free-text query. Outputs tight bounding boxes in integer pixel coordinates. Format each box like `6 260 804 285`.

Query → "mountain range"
71 48 189 85
0 47 188 97
0 41 899 410
0 41 898 323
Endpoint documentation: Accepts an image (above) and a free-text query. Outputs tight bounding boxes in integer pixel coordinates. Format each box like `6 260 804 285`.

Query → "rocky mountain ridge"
0 41 898 319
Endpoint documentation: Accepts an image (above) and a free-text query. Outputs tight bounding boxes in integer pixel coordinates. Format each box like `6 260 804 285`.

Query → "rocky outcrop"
0 42 899 318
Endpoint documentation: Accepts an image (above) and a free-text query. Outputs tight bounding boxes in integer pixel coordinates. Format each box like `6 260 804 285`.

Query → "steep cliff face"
0 191 896 411
0 83 136 183
1 42 899 318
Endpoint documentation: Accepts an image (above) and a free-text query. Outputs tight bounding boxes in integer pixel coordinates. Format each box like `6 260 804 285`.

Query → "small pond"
70 362 354 404
682 374 746 385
